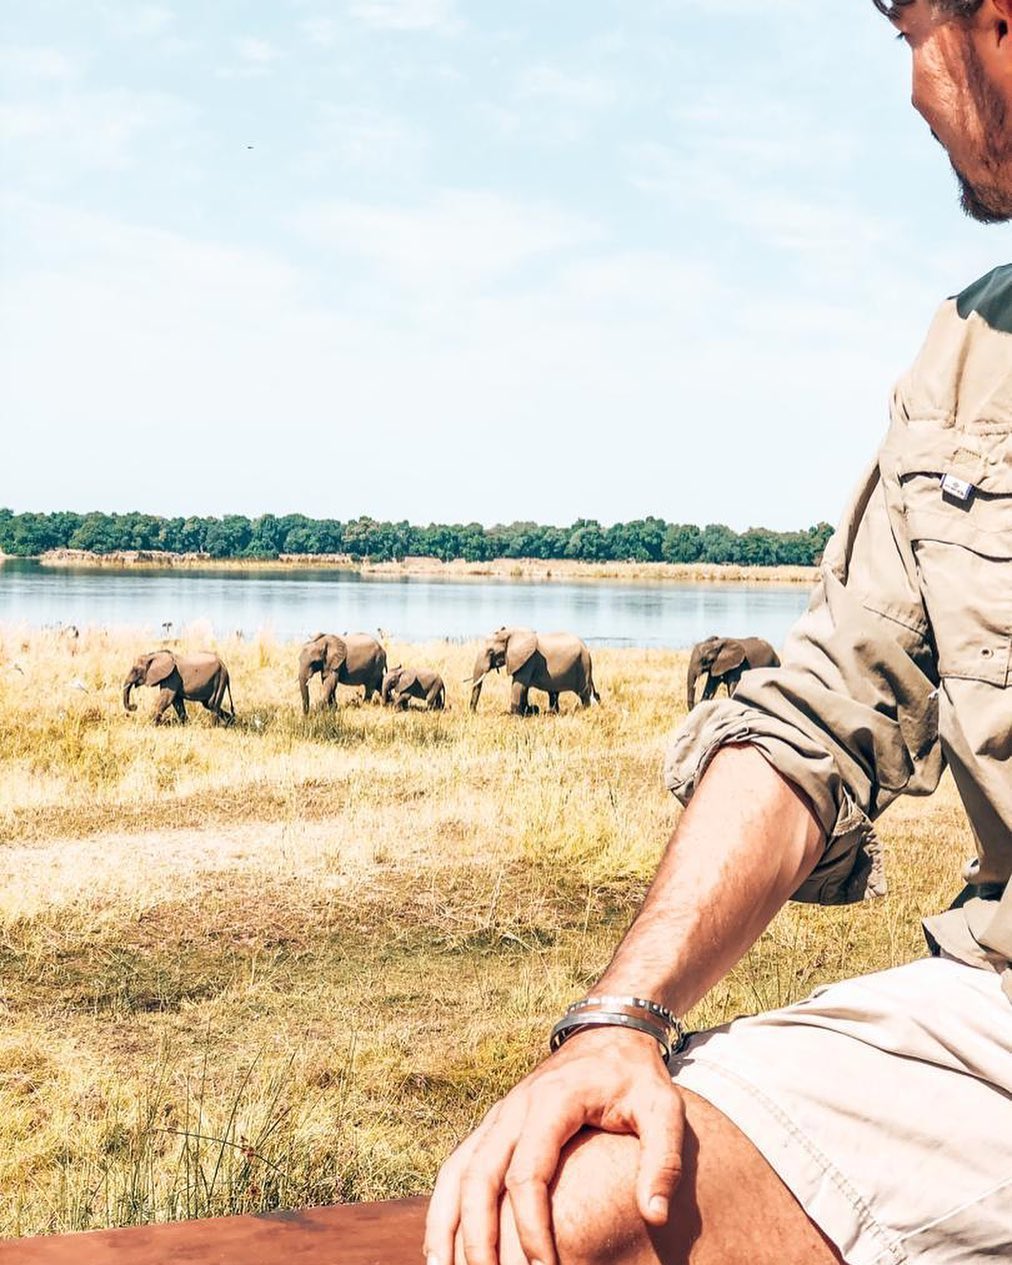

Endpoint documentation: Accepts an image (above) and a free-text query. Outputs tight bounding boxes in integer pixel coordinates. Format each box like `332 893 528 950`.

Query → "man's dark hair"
873 0 984 15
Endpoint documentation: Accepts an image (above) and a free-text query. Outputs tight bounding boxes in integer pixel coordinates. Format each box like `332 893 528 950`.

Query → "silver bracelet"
549 995 687 1059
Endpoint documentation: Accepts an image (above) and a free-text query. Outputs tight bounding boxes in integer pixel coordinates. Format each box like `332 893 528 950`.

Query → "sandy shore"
30 549 818 585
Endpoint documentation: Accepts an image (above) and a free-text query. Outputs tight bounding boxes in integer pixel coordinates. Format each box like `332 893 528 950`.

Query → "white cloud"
0 88 196 172
516 65 617 110
236 36 281 65
294 191 602 295
627 138 891 285
107 5 176 38
347 0 458 33
303 104 426 173
0 45 79 81
216 36 283 79
300 17 340 46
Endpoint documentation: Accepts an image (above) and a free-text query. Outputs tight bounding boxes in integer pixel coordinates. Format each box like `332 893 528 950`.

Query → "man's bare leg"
492 1091 844 1265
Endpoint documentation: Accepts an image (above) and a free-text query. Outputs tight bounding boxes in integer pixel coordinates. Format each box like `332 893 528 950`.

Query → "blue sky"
1 1 1008 530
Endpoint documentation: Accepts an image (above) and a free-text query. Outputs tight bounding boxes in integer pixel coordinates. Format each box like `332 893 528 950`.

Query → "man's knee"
499 1089 842 1265
498 1129 659 1265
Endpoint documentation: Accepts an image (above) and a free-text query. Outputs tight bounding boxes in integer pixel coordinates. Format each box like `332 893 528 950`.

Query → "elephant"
469 627 600 715
686 635 780 709
298 632 387 713
123 651 235 725
381 666 446 711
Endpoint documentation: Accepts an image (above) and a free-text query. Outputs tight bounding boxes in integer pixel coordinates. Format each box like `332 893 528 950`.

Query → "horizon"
0 507 833 570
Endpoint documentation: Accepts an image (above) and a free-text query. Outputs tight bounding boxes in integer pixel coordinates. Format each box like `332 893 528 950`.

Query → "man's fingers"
424 1106 502 1265
632 1083 686 1225
457 1100 528 1265
504 1096 590 1265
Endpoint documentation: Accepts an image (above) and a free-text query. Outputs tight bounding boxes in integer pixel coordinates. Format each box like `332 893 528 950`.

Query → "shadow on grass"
233 705 456 750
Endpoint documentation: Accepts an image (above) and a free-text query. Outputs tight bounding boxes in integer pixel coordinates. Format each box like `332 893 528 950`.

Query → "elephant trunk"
468 651 490 712
298 667 311 715
123 680 137 712
686 646 704 711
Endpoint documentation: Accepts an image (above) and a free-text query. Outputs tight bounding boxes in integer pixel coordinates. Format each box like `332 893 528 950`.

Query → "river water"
0 560 812 650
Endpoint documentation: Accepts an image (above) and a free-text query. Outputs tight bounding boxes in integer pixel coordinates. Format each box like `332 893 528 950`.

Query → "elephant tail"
588 666 601 705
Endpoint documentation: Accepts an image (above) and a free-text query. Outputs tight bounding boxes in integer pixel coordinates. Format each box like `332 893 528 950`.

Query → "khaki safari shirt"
666 265 1012 1001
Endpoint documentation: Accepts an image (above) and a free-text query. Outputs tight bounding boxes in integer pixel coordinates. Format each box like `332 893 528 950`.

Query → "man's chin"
954 165 1012 224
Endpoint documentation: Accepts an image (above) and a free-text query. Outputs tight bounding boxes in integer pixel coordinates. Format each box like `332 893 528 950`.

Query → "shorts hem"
671 1054 906 1265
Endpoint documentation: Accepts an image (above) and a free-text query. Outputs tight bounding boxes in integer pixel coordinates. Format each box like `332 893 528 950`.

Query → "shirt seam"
874 1173 1012 1261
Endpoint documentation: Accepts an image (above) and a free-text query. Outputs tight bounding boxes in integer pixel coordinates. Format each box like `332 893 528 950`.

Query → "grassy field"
0 626 971 1238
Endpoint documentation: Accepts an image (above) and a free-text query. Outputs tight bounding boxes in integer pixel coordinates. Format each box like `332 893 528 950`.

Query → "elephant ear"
505 630 538 676
324 636 348 673
143 652 176 687
711 640 746 676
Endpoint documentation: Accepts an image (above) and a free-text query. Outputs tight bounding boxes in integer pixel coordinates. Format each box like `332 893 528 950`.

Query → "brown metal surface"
1 1197 428 1264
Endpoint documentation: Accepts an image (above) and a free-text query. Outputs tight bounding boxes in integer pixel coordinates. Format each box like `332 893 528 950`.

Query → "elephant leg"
209 673 231 725
510 680 529 715
578 687 593 708
203 698 226 726
426 683 443 710
702 675 718 701
321 672 338 708
395 691 410 710
172 694 187 724
548 692 560 713
152 688 176 725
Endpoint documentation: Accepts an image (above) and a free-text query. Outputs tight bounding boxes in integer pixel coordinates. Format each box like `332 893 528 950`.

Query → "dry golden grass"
0 626 972 1237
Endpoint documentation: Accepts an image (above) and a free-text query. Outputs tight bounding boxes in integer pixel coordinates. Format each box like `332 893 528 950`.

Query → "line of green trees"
0 508 833 567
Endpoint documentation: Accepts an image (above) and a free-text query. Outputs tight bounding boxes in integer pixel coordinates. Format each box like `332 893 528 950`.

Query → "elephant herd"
120 629 778 726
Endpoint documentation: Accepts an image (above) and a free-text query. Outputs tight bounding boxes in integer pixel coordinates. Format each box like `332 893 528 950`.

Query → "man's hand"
423 1027 684 1265
425 749 825 1264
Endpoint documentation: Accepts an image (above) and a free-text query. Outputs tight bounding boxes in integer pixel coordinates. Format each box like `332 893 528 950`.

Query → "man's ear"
988 0 1012 43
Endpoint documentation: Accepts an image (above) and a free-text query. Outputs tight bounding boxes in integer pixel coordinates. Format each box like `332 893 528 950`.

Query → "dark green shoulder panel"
954 264 1012 333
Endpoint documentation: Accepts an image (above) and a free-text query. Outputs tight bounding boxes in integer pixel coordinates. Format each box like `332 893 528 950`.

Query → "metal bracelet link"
549 995 687 1060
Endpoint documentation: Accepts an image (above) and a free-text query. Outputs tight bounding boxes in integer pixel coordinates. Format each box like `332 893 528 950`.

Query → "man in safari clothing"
424 3 1012 1263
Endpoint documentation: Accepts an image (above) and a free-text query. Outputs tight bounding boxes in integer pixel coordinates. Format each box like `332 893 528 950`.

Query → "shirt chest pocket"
898 441 1012 687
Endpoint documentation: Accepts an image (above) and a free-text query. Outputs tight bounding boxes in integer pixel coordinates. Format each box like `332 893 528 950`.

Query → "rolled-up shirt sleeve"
665 456 945 905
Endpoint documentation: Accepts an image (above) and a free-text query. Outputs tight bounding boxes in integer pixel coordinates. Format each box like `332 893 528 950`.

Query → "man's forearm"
596 745 825 1016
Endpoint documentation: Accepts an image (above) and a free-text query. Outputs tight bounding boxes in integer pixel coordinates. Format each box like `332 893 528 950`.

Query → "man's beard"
952 40 1012 223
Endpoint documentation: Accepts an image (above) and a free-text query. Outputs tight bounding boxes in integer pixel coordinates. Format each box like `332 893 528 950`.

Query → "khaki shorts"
670 957 1012 1264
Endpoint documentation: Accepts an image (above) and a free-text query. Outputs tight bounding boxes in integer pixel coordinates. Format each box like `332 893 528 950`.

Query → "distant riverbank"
31 549 818 586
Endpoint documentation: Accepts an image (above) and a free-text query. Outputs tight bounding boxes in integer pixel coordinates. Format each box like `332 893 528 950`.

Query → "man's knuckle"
504 1167 541 1192
459 1232 495 1265
459 1166 494 1194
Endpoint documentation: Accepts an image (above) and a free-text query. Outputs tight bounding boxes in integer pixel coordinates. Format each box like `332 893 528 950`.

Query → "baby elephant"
123 651 235 726
381 666 446 711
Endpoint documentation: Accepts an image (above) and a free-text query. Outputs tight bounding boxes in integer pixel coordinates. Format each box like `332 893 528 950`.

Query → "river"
0 560 812 650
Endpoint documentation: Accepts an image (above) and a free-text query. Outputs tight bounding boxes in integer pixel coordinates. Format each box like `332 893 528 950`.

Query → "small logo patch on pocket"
940 472 975 502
